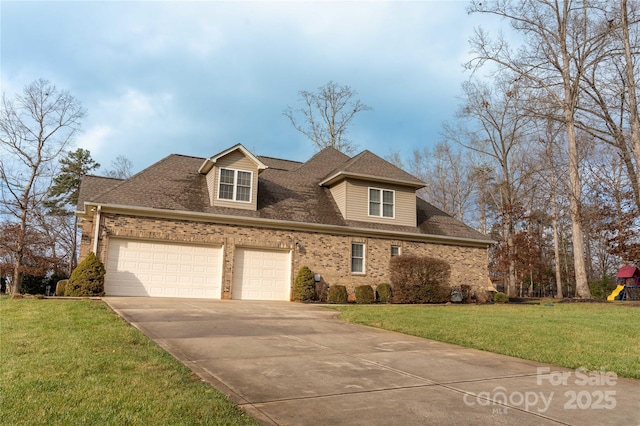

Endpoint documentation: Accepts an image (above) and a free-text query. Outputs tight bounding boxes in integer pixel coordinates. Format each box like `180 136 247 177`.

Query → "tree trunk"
565 119 591 298
12 255 22 296
550 167 564 298
12 222 26 295
70 215 78 275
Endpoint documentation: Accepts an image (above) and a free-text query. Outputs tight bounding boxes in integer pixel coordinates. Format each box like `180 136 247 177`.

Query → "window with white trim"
390 245 401 257
218 168 252 202
351 242 365 274
369 188 394 218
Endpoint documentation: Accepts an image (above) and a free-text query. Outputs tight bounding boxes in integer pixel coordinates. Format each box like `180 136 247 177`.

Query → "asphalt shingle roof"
324 150 425 187
76 175 123 211
77 147 489 242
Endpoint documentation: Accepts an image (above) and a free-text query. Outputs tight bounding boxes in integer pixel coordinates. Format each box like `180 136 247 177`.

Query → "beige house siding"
205 170 216 205
209 150 259 210
328 180 347 218
344 179 416 227
80 212 489 301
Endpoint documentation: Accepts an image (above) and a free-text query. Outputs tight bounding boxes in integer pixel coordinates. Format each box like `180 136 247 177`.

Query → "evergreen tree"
46 148 100 213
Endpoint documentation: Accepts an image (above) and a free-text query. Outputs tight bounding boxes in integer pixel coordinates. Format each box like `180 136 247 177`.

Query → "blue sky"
1 1 493 174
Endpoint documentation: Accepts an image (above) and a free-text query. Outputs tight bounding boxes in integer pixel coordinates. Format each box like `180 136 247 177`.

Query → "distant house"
76 144 493 301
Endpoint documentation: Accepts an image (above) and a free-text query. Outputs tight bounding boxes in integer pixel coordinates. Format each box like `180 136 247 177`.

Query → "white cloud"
76 125 114 158
2 0 497 172
75 88 177 165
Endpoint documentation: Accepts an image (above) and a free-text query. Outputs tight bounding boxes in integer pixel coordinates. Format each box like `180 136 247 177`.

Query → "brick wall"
79 213 489 300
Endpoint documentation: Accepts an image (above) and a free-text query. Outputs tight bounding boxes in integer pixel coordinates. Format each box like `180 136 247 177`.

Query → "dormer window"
369 188 394 218
219 168 252 202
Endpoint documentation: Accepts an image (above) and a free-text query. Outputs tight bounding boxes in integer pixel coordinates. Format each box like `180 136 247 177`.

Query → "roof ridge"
84 174 124 181
257 154 303 164
171 153 207 160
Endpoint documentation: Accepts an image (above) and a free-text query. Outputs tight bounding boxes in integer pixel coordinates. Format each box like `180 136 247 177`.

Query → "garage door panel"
105 239 222 299
232 248 291 301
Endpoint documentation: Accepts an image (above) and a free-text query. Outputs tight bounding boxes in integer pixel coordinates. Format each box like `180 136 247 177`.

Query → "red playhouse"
608 266 640 301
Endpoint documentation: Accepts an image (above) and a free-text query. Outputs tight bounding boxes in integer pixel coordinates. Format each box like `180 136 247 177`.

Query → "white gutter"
92 205 102 254
78 202 495 248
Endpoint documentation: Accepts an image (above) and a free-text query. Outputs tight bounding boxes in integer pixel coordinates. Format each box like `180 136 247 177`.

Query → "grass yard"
0 297 257 426
331 302 640 379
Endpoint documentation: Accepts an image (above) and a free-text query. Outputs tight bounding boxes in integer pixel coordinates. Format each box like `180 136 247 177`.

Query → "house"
76 143 493 301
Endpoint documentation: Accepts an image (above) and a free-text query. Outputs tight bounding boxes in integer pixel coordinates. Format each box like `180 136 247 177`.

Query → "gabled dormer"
199 144 267 211
319 150 425 227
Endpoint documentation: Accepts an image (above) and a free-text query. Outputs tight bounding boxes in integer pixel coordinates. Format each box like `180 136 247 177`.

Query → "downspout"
92 205 102 255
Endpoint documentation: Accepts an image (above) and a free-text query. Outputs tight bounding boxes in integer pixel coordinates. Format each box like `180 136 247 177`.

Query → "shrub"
21 271 67 296
376 283 392 303
493 292 509 303
65 252 106 297
355 285 375 304
588 278 616 300
327 285 348 304
390 255 451 303
20 274 47 295
55 279 68 296
293 266 316 301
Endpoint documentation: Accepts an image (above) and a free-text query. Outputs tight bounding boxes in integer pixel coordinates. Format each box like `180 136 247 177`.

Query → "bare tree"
536 120 568 298
465 0 612 298
284 81 371 155
406 142 475 223
620 0 640 210
0 79 85 294
574 0 640 212
104 155 133 179
442 78 531 296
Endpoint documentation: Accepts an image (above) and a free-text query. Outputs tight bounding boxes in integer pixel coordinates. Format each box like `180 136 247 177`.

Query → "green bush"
588 278 616 300
376 283 392 303
55 279 68 296
355 285 375 304
293 266 316 301
21 271 67 296
389 255 451 303
65 252 106 297
493 292 509 303
327 285 348 304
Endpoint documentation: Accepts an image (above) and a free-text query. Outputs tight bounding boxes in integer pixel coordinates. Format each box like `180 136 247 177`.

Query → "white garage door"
232 248 291 300
105 239 223 299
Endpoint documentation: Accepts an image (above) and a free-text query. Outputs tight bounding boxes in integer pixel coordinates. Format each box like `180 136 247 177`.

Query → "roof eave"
319 171 426 189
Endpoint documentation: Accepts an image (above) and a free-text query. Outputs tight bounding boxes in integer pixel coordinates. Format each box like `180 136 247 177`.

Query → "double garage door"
104 239 291 300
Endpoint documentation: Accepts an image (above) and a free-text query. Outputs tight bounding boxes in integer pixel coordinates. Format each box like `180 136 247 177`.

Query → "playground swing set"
607 265 640 301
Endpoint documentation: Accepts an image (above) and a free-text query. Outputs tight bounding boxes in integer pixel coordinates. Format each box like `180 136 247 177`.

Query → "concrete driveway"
105 298 640 425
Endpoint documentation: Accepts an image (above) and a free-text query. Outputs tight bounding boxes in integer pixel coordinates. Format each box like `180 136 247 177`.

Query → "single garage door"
105 239 223 298
232 248 291 300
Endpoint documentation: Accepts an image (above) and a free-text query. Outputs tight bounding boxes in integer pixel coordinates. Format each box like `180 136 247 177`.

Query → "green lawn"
331 302 640 379
0 297 257 426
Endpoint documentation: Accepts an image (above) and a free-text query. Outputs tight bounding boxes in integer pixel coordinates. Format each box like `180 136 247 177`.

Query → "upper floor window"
369 188 394 218
219 168 252 202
